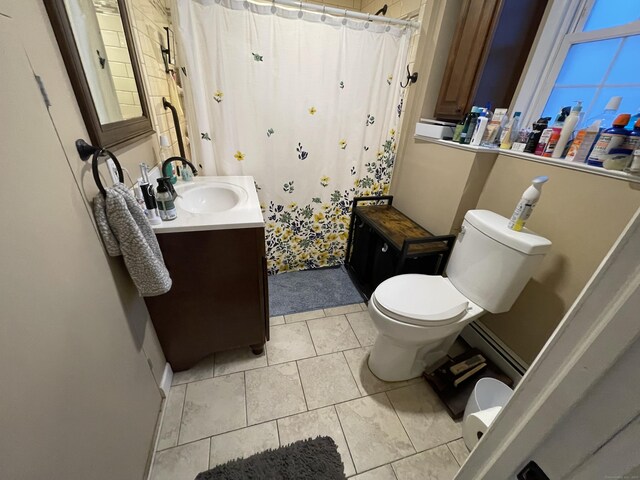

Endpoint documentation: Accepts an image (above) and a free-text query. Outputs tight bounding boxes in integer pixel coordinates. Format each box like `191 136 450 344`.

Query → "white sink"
177 182 247 214
152 176 263 234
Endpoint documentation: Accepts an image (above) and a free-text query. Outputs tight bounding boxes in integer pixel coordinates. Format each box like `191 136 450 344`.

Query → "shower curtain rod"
262 0 421 28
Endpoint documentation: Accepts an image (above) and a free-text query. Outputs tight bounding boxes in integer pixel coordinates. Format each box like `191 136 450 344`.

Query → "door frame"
455 205 640 479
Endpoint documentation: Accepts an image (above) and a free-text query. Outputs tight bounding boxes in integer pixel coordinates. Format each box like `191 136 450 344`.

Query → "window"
515 0 640 128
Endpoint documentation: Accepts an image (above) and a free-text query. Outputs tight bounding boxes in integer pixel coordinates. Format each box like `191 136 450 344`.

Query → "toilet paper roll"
462 406 502 450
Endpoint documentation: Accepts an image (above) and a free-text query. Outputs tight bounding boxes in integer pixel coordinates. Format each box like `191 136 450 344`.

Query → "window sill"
414 135 640 184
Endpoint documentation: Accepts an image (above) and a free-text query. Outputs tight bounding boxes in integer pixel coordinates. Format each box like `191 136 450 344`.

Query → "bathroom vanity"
144 176 268 371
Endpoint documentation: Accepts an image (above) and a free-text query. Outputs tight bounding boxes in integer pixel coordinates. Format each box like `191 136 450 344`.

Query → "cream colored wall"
389 0 465 234
15 1 169 386
476 157 640 363
1 3 164 479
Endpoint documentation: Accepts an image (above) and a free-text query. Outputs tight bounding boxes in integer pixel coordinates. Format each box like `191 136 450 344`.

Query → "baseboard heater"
460 321 528 384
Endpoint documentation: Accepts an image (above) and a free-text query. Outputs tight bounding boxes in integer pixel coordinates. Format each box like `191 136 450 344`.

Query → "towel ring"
75 138 124 196
92 149 124 196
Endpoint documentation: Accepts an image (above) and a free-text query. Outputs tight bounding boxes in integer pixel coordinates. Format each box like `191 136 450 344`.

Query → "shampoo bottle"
552 101 582 159
508 176 549 232
542 106 571 157
587 113 631 167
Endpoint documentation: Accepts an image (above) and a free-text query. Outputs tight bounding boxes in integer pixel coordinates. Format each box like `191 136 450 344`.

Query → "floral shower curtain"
176 0 410 273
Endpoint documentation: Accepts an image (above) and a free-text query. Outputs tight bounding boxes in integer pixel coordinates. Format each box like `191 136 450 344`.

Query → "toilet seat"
373 274 471 327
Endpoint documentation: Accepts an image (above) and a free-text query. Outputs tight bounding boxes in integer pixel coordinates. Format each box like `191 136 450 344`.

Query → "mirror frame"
44 0 154 149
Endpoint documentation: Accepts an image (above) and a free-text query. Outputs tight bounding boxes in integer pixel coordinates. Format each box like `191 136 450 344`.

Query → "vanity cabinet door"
145 227 268 371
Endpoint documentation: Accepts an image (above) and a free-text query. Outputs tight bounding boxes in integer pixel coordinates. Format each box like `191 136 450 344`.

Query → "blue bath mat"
268 266 364 316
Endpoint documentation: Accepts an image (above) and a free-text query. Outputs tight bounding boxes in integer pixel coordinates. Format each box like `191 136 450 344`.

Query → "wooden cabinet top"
354 205 451 255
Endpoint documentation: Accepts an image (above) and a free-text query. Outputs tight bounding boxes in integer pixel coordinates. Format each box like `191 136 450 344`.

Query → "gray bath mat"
194 436 346 480
269 266 364 316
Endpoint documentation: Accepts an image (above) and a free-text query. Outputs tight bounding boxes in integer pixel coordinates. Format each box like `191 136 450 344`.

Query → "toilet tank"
446 210 552 313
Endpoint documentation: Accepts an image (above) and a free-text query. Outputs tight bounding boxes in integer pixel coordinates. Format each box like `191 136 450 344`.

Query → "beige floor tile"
209 421 279 467
157 384 186 451
386 383 462 452
245 362 307 425
179 373 246 444
347 311 378 346
214 347 267 376
270 315 285 326
446 439 469 466
297 353 361 409
284 309 325 323
392 445 459 480
349 464 397 479
278 406 356 477
266 323 316 365
336 393 414 473
307 315 361 355
172 355 214 385
343 347 416 396
359 302 368 311
150 439 209 480
324 303 363 316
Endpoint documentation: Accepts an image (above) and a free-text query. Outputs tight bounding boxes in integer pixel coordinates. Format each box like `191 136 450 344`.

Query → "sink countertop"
152 175 264 234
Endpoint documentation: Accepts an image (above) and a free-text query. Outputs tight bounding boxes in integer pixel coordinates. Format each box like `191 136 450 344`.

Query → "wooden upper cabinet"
434 0 548 122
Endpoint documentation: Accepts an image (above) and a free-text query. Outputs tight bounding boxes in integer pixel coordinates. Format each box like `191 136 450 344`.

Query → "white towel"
93 183 172 296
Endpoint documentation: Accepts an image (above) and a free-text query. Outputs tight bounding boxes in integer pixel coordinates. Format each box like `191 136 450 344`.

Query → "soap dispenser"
156 177 178 221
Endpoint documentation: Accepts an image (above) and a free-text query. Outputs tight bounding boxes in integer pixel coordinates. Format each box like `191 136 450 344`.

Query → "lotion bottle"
552 101 582 158
508 176 549 232
470 110 490 146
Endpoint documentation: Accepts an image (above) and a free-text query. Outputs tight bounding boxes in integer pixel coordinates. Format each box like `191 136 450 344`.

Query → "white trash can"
462 378 514 450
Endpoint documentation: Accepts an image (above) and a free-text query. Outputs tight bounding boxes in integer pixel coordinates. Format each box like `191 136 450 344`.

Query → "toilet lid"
374 274 470 325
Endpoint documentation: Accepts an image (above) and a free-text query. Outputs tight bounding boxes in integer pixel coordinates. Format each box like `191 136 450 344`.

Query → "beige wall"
390 0 464 233
476 157 640 363
0 3 164 479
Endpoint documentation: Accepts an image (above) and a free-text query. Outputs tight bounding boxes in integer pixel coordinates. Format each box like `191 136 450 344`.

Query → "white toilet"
367 209 551 382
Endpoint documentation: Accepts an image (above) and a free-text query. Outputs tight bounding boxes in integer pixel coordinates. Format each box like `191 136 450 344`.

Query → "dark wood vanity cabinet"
145 227 269 371
345 197 456 299
434 0 547 122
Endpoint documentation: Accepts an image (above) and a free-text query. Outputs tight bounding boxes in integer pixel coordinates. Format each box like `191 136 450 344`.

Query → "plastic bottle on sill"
587 114 631 167
542 106 571 157
470 110 490 146
581 96 622 131
499 112 521 150
565 120 601 163
552 101 582 159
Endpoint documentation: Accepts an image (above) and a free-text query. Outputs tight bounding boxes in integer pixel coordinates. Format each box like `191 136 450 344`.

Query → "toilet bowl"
366 210 552 382
368 275 484 381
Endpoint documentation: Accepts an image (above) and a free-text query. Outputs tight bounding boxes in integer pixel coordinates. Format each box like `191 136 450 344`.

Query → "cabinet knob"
381 242 389 253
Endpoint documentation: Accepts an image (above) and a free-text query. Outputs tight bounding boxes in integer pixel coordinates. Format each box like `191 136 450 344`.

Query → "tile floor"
150 304 469 480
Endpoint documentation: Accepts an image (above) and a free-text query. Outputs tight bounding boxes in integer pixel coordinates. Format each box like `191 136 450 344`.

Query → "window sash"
513 0 640 127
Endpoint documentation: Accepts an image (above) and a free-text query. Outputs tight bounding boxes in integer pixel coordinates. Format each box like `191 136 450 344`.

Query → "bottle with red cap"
587 113 631 167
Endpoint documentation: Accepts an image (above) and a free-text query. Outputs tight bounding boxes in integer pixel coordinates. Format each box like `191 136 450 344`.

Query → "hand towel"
93 183 172 296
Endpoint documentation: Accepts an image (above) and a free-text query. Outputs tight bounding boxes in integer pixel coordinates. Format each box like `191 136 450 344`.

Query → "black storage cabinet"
345 196 456 299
